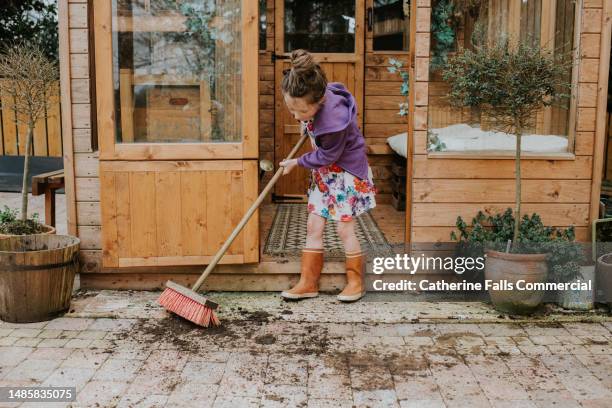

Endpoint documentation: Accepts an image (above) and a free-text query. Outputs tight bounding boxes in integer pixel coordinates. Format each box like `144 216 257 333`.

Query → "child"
279 49 377 302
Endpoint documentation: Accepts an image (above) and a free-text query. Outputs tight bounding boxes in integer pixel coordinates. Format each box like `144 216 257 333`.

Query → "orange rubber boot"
280 248 324 300
337 250 366 302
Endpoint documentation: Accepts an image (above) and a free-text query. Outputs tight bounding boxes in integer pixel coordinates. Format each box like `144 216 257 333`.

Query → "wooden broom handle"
192 133 309 291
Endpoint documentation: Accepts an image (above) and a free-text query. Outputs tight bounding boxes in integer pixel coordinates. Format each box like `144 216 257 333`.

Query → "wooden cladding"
99 160 259 268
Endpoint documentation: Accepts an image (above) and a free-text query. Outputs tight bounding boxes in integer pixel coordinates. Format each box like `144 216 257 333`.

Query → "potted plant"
452 209 584 314
443 37 574 314
0 44 80 323
597 252 612 309
594 217 612 308
0 44 59 239
0 205 55 238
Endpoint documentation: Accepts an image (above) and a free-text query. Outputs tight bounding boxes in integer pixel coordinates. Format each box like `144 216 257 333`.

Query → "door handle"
367 7 373 32
272 52 290 62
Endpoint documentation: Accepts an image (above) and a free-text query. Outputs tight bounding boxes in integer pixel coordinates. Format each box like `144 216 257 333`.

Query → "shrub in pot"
451 209 583 314
0 205 55 239
549 241 591 311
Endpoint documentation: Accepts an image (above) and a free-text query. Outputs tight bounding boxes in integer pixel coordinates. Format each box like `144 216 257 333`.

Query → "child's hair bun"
290 49 316 75
282 49 328 104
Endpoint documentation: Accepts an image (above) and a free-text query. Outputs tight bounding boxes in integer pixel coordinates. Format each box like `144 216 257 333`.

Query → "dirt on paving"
109 308 336 357
100 305 539 383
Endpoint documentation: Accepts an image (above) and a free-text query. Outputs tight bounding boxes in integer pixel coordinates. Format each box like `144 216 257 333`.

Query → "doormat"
263 204 395 260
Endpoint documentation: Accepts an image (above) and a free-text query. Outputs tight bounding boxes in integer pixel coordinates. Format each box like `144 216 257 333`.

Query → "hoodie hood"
312 82 356 136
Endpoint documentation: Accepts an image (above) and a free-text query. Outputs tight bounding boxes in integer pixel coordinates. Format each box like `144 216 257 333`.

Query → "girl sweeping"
279 49 377 302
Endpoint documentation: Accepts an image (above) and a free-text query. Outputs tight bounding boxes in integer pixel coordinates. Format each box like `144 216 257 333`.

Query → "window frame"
93 0 259 161
275 0 364 60
424 0 582 160
370 0 410 54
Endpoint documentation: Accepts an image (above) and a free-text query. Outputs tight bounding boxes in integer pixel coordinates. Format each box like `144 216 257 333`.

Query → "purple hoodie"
296 83 369 181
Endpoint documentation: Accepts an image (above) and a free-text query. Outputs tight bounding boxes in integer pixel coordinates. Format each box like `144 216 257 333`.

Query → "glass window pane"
284 0 355 53
373 0 409 51
427 0 576 154
551 0 576 138
260 0 267 50
112 0 242 144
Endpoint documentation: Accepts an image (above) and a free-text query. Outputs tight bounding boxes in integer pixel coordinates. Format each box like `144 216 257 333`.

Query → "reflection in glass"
373 0 409 51
284 0 355 53
551 0 575 137
112 0 242 143
427 0 575 153
260 0 267 50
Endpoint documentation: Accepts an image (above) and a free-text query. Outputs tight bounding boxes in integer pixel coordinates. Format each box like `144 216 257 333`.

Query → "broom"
158 133 309 327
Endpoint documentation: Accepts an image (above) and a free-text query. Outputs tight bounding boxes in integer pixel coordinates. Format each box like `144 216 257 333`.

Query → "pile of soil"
114 314 237 353
112 310 334 356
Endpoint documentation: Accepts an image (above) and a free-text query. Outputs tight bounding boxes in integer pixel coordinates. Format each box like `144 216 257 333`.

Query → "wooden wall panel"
413 179 592 204
413 155 593 180
412 226 590 243
413 203 590 227
258 1 275 201
99 161 258 267
589 0 611 223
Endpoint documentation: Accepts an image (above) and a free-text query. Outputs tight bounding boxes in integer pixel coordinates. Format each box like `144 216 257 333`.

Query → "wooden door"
274 0 365 199
94 0 259 268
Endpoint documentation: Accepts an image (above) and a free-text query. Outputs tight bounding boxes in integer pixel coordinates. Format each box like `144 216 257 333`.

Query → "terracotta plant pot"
0 234 80 323
485 249 548 315
596 253 612 307
0 224 56 240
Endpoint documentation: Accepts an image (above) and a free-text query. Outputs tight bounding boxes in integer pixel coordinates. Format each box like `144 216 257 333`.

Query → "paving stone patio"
0 290 611 408
1 192 611 406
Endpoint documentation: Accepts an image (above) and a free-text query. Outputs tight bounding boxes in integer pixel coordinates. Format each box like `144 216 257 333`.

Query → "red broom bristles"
157 287 220 327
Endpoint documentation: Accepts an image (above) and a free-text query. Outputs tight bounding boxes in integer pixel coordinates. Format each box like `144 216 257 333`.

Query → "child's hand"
279 158 298 175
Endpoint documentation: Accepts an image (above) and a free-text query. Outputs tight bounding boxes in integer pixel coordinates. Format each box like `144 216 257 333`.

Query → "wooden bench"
31 169 65 227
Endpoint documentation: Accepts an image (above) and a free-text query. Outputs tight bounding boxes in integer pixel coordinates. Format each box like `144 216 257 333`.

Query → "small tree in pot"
0 43 59 236
443 38 572 242
442 38 575 314
0 45 80 324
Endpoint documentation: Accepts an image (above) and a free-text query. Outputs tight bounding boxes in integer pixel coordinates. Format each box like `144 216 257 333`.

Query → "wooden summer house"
57 0 611 291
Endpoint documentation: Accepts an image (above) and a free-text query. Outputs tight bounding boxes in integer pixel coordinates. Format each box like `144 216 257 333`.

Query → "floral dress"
302 120 377 222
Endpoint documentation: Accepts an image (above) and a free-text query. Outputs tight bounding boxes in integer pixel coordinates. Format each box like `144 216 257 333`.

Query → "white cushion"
430 124 568 152
386 132 407 158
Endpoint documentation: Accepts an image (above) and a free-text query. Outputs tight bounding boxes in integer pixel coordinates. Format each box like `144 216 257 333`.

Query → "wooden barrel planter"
0 234 80 323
